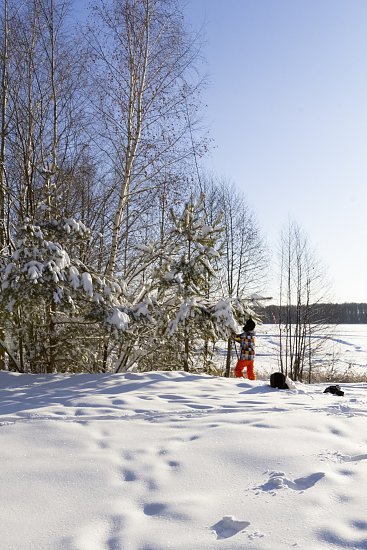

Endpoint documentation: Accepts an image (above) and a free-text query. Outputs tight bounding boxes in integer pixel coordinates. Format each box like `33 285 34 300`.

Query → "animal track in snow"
167 460 180 469
143 502 166 516
143 502 189 521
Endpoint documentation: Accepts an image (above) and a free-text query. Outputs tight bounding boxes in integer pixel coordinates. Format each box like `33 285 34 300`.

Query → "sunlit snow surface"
1 369 367 549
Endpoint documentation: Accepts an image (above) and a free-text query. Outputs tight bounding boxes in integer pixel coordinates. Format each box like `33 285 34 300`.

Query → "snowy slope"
1 371 367 550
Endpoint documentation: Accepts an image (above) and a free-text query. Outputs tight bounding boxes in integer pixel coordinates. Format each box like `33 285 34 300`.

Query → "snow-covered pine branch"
0 218 127 373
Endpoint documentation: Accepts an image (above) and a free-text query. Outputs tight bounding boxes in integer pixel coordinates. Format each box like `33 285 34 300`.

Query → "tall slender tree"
278 221 331 381
199 178 268 376
87 0 204 278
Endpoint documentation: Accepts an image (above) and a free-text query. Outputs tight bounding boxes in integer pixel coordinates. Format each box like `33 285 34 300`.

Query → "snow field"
1 371 367 549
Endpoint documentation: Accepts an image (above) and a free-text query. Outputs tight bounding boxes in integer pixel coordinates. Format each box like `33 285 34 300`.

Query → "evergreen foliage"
0 198 256 374
0 218 125 373
114 196 256 374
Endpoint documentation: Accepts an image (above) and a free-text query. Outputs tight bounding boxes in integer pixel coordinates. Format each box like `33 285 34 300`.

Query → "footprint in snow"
122 469 137 482
210 516 250 539
342 453 367 463
320 451 367 463
258 471 325 493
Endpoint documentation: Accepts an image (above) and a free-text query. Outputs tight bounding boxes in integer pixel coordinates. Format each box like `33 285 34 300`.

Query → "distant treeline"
260 303 367 324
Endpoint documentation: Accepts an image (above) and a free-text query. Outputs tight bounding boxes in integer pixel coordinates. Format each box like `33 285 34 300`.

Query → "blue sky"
184 0 367 303
73 0 367 303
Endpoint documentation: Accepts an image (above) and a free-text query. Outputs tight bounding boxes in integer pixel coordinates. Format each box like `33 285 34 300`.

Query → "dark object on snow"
270 372 289 390
323 385 344 396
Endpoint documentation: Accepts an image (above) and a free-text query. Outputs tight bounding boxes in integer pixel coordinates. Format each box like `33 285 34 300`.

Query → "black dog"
323 385 344 396
270 372 289 390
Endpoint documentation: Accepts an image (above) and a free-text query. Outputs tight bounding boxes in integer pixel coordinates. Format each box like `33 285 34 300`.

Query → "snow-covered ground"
2 369 367 549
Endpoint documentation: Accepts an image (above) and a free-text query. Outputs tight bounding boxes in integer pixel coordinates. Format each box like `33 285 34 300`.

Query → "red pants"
235 359 256 380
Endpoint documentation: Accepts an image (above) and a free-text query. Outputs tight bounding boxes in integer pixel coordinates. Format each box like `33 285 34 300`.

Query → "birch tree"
5 0 89 222
0 0 9 250
278 221 331 381
0 0 9 370
199 178 268 376
87 0 204 278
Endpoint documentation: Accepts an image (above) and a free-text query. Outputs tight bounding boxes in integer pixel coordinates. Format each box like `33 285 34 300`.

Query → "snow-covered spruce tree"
160 197 225 372
115 195 256 374
0 218 126 373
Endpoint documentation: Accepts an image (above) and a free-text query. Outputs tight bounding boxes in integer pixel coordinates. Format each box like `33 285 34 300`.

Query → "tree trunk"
225 338 232 377
0 0 9 371
105 1 150 278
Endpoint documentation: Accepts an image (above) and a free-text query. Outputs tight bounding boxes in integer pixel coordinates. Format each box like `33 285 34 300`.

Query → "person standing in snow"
234 319 256 380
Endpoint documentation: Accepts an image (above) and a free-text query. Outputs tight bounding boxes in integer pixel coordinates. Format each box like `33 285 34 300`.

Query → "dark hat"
243 318 256 332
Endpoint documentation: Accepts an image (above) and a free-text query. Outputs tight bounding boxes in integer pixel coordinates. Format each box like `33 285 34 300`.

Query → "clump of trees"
0 0 266 374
